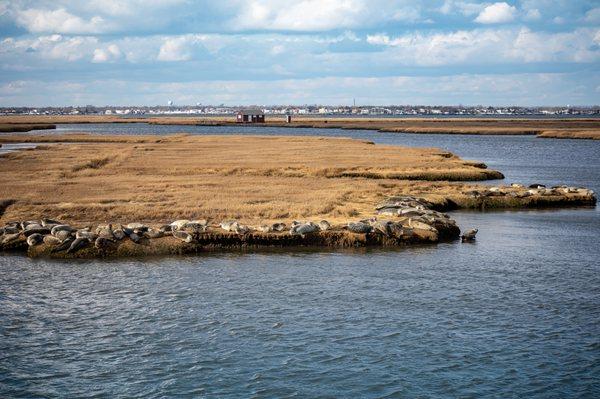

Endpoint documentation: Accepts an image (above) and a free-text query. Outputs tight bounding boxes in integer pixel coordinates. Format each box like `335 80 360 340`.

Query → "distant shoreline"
0 115 598 139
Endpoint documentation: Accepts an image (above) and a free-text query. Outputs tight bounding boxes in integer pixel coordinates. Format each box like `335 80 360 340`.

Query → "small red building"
236 108 265 123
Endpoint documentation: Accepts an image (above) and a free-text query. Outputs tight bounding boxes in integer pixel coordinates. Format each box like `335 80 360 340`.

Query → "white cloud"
157 37 194 61
232 0 368 31
13 8 110 34
524 8 541 21
439 1 484 16
1 73 597 106
474 2 516 24
230 0 421 31
92 44 122 63
366 28 599 65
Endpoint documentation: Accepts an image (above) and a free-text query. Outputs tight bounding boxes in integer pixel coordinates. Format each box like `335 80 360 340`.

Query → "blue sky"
0 0 599 106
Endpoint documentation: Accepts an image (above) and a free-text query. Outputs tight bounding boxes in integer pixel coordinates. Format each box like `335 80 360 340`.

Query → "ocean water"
2 124 599 397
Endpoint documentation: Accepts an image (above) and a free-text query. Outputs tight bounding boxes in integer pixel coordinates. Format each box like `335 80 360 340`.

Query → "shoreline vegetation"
0 115 599 139
0 133 596 258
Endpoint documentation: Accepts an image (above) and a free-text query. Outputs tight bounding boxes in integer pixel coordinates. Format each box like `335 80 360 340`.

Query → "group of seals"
464 183 596 200
2 192 494 256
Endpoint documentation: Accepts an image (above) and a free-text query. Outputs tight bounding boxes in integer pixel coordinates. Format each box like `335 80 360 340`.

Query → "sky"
0 0 599 106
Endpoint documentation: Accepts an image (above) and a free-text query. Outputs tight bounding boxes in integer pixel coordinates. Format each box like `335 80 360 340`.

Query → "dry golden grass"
0 123 55 132
1 115 598 139
0 134 499 225
537 130 600 140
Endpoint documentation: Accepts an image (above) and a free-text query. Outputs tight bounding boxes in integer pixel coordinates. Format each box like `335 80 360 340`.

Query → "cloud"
438 1 484 16
92 44 122 63
13 8 110 34
524 8 541 21
156 35 214 61
366 28 599 65
231 0 368 31
1 72 597 106
584 7 600 23
229 0 421 31
157 37 193 61
474 2 516 24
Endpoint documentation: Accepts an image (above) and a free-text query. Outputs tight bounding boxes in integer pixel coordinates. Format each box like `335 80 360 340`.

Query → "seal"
27 233 43 246
291 222 319 237
67 237 89 253
95 237 113 250
43 235 62 245
346 221 372 234
220 220 238 232
173 230 194 243
170 220 190 231
318 220 331 231
461 228 478 242
271 223 286 232
51 237 75 253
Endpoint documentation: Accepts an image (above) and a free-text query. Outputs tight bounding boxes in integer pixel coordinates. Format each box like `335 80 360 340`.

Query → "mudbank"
1 187 595 259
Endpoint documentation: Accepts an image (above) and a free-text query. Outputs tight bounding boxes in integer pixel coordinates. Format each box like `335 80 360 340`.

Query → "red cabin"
236 108 265 123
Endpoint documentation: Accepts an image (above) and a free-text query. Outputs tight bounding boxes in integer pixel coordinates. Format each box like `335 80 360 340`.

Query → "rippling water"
2 123 599 397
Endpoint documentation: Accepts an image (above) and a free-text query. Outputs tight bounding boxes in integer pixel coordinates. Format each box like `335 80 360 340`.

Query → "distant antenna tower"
353 98 356 107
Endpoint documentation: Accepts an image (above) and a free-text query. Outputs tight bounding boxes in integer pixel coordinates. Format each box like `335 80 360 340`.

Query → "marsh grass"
71 156 112 172
0 134 502 225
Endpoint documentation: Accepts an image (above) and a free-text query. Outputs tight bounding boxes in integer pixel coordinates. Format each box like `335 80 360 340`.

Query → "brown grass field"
0 115 599 139
0 134 508 225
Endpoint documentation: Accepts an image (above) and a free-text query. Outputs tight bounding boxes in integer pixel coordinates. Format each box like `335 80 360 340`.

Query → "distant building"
236 108 265 123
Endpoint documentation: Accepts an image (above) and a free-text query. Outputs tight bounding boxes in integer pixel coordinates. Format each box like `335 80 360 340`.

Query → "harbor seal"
126 222 147 230
94 237 113 250
144 228 164 239
318 220 331 231
51 237 75 253
129 232 141 243
220 220 238 232
112 228 126 240
290 222 319 237
172 230 194 243
271 223 286 232
346 221 372 234
170 220 190 231
41 218 62 227
234 224 250 235
67 237 89 253
461 229 478 242
43 235 62 245
51 225 76 236
27 233 43 246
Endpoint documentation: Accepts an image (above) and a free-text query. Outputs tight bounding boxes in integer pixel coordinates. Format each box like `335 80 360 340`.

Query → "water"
2 123 599 397
0 143 38 155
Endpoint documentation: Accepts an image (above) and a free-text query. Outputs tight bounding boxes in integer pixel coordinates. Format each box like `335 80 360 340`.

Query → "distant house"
236 108 265 123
